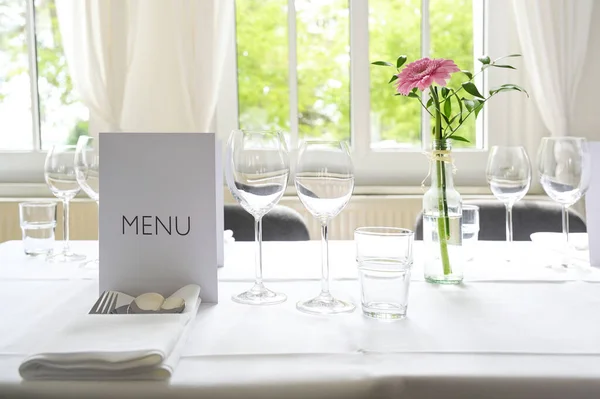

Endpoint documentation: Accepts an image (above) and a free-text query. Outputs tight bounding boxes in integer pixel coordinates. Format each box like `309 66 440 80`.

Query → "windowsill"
0 182 547 199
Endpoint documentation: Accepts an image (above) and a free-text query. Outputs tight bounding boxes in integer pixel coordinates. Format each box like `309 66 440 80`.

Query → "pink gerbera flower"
396 58 460 95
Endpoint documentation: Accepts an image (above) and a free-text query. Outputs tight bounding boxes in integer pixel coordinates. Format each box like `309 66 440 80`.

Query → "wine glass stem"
62 198 71 254
320 222 330 297
254 216 263 286
505 203 513 243
562 205 570 245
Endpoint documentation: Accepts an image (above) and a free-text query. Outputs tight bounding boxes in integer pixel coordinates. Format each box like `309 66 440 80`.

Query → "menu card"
99 133 219 303
585 141 600 268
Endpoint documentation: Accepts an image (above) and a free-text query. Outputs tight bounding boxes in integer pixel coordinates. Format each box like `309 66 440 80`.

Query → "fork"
89 291 118 314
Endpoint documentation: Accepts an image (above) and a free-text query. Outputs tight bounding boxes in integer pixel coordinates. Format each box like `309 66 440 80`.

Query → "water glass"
19 202 57 256
462 205 480 261
355 227 414 320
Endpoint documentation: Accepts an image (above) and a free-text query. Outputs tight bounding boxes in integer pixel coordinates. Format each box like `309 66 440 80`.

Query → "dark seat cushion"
225 204 310 241
414 199 586 241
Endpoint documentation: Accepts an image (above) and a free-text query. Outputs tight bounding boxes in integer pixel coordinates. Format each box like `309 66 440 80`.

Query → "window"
235 0 481 150
0 0 88 152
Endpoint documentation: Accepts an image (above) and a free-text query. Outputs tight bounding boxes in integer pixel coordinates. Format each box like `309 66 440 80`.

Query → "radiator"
0 194 575 242
279 196 423 240
0 197 422 242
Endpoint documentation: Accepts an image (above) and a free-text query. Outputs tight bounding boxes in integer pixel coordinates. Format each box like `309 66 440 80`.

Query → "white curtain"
512 0 594 137
56 0 233 134
56 0 132 134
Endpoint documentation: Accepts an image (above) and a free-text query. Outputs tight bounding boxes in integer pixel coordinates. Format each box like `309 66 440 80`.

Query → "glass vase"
423 139 463 284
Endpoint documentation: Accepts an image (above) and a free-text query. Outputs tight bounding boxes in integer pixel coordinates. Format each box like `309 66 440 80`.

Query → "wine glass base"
232 283 287 305
296 293 355 315
46 251 86 263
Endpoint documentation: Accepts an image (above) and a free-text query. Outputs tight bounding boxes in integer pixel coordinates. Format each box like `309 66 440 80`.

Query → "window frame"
0 0 526 195
219 0 525 189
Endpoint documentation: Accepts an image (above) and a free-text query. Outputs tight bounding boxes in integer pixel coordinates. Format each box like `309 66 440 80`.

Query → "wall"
573 2 600 139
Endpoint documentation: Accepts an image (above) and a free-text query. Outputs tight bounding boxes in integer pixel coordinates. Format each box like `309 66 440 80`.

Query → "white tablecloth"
1 240 600 398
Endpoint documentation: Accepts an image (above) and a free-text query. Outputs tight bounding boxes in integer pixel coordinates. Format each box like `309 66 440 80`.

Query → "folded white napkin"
19 284 201 381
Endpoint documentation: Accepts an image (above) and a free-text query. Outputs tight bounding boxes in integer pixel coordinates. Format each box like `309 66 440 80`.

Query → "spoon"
127 293 186 314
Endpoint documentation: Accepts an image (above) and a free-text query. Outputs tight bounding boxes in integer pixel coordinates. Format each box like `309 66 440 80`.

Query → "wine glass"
225 130 290 305
538 137 591 266
486 146 531 257
75 136 99 204
44 145 87 263
295 141 355 315
75 136 99 267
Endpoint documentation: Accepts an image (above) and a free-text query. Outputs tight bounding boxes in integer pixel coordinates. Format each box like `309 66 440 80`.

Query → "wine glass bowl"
44 145 86 263
295 141 355 315
75 136 99 203
225 130 289 305
538 137 590 207
486 146 531 249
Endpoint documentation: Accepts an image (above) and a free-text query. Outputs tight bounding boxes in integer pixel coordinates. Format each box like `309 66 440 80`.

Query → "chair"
224 204 310 241
414 199 586 241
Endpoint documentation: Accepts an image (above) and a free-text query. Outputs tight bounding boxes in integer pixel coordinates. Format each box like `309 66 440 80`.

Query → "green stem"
431 89 452 276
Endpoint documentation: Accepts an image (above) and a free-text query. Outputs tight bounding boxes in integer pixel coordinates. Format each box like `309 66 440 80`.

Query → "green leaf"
462 98 474 112
489 83 529 98
461 70 473 80
462 82 485 99
443 95 452 118
454 92 463 123
371 61 394 67
407 92 419 98
388 75 399 84
441 87 450 98
473 99 484 118
493 54 521 63
396 55 408 69
441 112 452 128
449 135 471 143
448 114 460 125
426 97 434 109
490 64 517 70
478 55 491 65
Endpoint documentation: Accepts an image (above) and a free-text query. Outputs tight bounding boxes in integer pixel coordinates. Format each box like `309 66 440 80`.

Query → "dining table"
1 239 600 399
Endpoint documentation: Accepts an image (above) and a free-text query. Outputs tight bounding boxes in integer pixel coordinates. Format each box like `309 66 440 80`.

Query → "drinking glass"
461 205 480 262
225 130 290 305
44 145 86 263
19 202 57 256
75 136 99 204
355 227 413 320
295 141 355 315
538 137 591 266
486 146 531 252
75 136 99 267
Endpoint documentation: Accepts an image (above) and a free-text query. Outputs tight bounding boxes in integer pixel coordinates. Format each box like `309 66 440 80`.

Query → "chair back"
414 199 586 241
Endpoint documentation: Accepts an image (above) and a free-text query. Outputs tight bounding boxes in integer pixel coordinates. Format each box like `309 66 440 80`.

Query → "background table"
1 240 600 399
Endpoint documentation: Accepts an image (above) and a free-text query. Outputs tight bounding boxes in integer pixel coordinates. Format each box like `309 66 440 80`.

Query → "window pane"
430 0 475 148
0 0 34 150
35 0 88 149
369 0 421 149
296 0 349 141
236 0 290 137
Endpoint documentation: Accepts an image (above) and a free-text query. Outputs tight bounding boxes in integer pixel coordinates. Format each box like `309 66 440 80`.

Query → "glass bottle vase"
422 139 463 284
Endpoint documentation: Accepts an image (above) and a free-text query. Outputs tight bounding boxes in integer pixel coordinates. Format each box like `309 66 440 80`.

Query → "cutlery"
89 291 118 314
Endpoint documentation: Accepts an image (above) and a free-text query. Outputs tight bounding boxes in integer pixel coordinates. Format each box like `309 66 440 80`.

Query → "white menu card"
585 141 600 268
99 133 219 303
